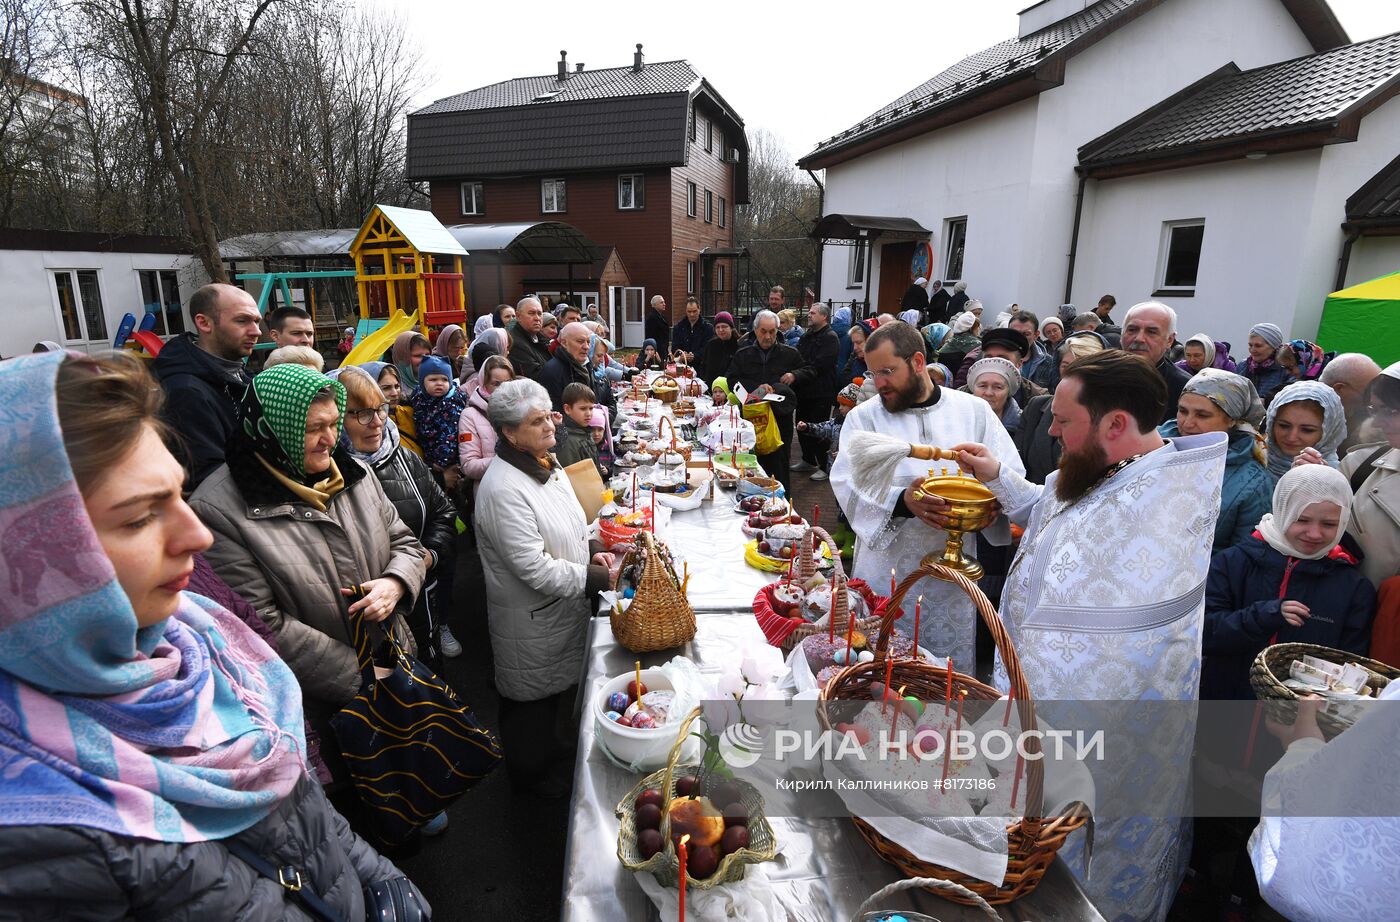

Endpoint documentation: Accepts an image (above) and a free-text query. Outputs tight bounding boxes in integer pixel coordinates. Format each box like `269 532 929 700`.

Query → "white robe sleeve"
985 462 1045 528
830 407 906 552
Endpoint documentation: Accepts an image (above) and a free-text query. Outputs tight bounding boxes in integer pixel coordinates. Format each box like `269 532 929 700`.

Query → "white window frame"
459 181 483 215
718 197 726 229
716 263 725 291
1154 219 1205 297
943 217 967 282
137 268 186 336
50 268 109 344
704 189 713 224
617 173 645 210
847 242 867 289
687 261 696 294
704 118 713 153
686 181 697 218
540 178 567 213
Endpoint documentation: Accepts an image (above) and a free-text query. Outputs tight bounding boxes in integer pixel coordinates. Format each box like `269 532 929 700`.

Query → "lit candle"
912 595 922 660
1010 754 1024 810
881 657 894 714
1003 685 1015 727
955 688 967 736
890 568 897 601
678 832 691 922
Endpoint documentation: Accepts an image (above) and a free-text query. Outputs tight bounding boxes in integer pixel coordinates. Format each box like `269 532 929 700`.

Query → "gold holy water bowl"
911 470 998 580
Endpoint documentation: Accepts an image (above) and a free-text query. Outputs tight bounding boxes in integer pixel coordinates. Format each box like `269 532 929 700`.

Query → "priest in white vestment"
830 321 1024 668
954 350 1227 922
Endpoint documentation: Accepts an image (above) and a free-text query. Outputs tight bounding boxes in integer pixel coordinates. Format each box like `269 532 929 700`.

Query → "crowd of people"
2 273 1397 922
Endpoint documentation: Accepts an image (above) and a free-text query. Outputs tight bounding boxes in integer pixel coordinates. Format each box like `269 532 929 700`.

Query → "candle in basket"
945 658 954 715
678 832 690 922
843 615 853 665
881 657 893 714
890 568 896 602
1010 754 1024 810
1003 685 1015 727
912 595 922 659
954 688 967 735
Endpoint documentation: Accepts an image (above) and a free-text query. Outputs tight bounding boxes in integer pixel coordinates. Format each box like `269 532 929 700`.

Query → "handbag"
330 600 503 845
224 837 428 922
741 400 784 455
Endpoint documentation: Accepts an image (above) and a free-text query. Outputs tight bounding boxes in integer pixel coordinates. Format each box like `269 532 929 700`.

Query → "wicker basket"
818 562 1090 906
752 526 888 654
650 374 680 404
656 416 692 461
610 530 696 653
1249 642 1399 738
616 707 778 888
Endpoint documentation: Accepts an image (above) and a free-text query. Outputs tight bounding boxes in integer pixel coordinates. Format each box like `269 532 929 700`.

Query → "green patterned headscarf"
238 364 346 480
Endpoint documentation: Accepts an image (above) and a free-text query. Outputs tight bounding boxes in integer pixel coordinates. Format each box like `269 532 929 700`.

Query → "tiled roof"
413 60 701 115
801 0 1149 166
1080 31 1400 166
1347 152 1400 225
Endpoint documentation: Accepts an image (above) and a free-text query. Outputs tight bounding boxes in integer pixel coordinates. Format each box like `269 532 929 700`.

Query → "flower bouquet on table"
815 562 1091 907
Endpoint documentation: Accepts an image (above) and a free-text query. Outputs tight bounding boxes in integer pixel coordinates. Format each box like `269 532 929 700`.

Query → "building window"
686 181 697 218
943 217 967 282
716 264 725 291
689 109 696 142
618 173 645 210
139 269 184 336
687 261 696 295
719 197 727 228
704 118 713 153
847 243 867 288
52 269 107 342
541 178 567 213
1155 220 1205 296
459 181 484 215
704 189 713 223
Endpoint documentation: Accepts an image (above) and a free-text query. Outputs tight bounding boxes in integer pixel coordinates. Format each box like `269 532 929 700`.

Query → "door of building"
618 286 645 348
878 241 915 314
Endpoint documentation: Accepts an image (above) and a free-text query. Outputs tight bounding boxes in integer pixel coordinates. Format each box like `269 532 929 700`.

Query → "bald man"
537 321 600 412
1323 352 1383 453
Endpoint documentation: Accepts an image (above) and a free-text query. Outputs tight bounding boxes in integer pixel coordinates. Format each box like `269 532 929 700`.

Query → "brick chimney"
558 50 568 80
575 62 584 72
633 43 644 72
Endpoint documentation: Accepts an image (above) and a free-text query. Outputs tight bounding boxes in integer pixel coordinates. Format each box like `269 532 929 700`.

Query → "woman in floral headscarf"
0 352 422 918
190 362 427 783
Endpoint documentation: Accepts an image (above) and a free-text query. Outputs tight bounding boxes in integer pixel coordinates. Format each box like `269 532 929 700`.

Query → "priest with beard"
953 350 1227 922
830 321 1023 668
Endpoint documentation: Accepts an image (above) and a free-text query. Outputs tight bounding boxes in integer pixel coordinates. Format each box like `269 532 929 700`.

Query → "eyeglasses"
1368 405 1400 421
349 404 390 425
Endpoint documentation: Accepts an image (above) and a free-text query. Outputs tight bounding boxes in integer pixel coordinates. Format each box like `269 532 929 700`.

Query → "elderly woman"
1159 369 1273 552
843 320 870 384
1264 381 1346 482
390 331 432 394
1176 333 1237 376
921 321 951 356
1244 322 1292 404
0 352 424 917
968 355 1022 436
336 366 460 661
190 363 427 787
473 379 617 796
1040 315 1065 349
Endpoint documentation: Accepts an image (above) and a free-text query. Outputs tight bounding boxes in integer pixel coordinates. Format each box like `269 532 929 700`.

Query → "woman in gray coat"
474 379 618 798
190 364 427 788
0 352 425 920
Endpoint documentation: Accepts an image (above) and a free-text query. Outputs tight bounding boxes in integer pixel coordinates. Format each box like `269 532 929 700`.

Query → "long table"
564 498 1105 921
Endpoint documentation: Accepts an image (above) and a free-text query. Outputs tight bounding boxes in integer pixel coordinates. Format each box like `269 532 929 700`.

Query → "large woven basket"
610 530 696 653
1249 642 1398 738
650 374 680 404
818 562 1090 906
616 707 778 888
753 526 887 653
655 416 692 461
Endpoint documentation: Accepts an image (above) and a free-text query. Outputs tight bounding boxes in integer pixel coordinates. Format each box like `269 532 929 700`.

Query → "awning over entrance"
809 214 931 244
446 222 601 264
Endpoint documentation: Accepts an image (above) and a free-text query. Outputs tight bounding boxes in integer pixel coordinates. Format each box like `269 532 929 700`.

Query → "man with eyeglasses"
1320 353 1382 454
830 320 1022 669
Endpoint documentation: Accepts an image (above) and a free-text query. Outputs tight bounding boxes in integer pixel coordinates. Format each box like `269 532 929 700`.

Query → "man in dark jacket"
952 327 1048 408
536 322 595 411
1121 301 1191 422
900 277 930 320
154 283 261 488
788 302 841 479
645 295 671 356
508 296 552 380
726 310 804 492
928 280 952 324
670 296 712 364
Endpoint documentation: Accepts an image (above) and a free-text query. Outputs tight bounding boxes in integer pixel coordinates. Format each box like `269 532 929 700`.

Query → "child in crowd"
636 338 666 370
555 382 604 476
590 405 614 477
796 380 866 554
409 355 468 489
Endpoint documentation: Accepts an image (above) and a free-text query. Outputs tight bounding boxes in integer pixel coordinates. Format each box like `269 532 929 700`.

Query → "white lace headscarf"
1255 464 1353 560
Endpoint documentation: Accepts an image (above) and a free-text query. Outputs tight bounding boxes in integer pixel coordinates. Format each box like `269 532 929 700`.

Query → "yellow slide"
343 309 418 367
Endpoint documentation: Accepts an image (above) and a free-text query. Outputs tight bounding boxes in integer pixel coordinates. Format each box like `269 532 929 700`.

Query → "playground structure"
342 205 469 366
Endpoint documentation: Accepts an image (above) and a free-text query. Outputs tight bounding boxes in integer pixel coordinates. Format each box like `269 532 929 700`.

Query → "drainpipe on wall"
1335 226 1361 291
805 168 825 301
1063 169 1090 305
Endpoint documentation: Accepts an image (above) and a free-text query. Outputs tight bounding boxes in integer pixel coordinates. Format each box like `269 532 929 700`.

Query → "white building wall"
0 249 202 358
1344 236 1400 288
817 0 1315 317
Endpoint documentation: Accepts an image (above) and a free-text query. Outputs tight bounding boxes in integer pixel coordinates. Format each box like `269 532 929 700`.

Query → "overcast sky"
396 0 1400 164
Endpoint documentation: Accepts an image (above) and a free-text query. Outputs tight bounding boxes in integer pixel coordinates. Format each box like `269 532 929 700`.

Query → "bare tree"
735 128 820 302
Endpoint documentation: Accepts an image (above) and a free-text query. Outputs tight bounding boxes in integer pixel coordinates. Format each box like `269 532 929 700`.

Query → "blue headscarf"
0 352 305 842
